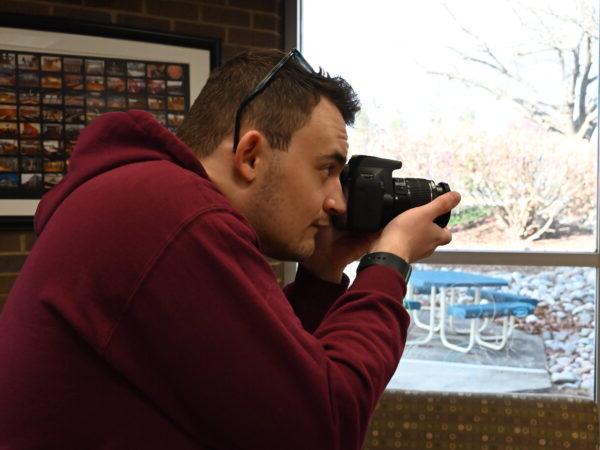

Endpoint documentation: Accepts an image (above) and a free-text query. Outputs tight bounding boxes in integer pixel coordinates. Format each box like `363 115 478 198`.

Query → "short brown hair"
176 49 360 157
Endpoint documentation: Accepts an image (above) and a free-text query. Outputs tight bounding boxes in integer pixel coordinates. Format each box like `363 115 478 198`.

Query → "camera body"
333 155 451 232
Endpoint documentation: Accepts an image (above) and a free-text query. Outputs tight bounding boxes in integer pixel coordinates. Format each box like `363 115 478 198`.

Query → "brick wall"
0 0 285 60
0 0 287 307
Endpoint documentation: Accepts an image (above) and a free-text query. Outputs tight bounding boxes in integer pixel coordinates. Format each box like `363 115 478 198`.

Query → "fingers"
423 191 461 219
370 192 458 262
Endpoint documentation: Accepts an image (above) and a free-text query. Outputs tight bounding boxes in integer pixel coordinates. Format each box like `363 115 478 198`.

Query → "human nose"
324 182 347 216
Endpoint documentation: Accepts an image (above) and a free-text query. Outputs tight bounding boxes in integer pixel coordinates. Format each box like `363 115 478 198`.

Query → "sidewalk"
388 322 552 393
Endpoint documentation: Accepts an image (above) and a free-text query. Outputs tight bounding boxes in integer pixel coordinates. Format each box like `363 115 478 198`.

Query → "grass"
448 206 493 227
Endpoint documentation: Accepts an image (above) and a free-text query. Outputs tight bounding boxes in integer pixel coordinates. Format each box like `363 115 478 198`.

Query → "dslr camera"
333 155 451 232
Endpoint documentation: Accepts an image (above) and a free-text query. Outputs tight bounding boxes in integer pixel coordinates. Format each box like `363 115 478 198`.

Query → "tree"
430 0 598 140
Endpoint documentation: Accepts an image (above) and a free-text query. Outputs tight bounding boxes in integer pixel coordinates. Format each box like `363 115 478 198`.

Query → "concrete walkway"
388 320 552 393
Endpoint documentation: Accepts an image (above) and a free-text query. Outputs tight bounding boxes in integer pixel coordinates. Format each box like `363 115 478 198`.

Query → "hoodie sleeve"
102 209 409 450
283 265 350 333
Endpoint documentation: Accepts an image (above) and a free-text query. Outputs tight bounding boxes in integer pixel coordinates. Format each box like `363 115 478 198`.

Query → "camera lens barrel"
393 178 434 207
392 178 451 228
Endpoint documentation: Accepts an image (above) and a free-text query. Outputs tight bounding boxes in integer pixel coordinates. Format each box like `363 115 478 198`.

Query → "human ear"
233 130 267 182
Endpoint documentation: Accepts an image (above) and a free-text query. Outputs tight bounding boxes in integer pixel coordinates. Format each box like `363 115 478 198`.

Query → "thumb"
423 191 461 219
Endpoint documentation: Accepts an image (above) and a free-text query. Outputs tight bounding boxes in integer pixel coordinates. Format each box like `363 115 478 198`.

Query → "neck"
199 145 248 213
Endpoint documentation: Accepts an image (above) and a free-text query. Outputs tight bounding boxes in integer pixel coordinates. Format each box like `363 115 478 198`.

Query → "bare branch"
432 0 597 141
428 68 567 134
445 46 508 75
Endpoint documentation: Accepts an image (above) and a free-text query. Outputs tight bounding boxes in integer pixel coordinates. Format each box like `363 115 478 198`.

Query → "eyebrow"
319 151 347 166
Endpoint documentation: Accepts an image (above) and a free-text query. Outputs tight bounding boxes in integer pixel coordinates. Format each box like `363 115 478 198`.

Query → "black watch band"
356 252 412 282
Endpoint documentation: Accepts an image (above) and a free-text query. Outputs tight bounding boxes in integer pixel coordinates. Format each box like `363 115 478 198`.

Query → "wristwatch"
356 252 412 283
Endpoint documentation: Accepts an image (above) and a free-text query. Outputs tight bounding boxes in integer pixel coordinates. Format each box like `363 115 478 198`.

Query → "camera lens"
390 178 451 227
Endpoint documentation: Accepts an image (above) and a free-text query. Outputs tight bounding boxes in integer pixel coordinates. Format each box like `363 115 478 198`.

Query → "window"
302 0 599 399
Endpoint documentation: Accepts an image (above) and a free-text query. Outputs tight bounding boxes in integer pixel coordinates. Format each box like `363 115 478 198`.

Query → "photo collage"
0 50 190 198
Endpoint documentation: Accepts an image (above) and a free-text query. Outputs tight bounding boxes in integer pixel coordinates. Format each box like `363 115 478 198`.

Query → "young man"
0 49 459 449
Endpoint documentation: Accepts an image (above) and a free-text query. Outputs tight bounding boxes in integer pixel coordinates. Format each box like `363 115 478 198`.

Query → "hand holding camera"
367 191 460 263
304 155 460 282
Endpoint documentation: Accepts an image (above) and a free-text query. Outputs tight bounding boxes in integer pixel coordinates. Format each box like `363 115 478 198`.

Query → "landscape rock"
551 371 578 384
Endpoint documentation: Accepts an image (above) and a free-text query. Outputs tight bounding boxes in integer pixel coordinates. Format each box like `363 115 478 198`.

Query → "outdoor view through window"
302 0 598 397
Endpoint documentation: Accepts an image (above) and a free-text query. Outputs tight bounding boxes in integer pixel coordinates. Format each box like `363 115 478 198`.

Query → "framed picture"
0 14 220 228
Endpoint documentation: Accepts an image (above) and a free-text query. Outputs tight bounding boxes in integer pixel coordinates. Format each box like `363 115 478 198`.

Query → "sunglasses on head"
232 48 315 152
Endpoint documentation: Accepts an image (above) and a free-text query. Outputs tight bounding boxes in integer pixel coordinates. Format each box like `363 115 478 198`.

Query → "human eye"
320 164 337 178
316 154 345 179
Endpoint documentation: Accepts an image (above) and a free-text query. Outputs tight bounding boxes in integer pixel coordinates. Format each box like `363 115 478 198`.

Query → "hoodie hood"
34 110 206 235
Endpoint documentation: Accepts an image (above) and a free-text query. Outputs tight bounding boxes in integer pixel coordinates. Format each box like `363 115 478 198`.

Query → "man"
0 49 459 449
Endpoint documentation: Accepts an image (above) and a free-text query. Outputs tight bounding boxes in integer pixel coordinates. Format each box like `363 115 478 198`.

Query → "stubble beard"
252 162 315 262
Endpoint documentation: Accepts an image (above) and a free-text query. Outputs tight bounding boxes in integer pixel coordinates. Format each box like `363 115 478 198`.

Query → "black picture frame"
0 14 221 229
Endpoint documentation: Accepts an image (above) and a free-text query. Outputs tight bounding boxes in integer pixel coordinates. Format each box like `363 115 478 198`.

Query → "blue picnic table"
406 270 533 353
411 270 508 291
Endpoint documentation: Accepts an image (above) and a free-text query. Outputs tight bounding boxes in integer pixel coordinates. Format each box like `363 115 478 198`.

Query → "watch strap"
356 252 412 283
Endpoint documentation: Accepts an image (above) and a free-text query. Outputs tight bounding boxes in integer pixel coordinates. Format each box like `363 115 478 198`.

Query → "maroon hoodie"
0 111 409 450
